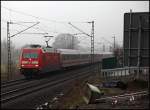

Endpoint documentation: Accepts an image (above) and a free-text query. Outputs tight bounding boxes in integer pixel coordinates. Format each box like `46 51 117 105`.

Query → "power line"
2 19 40 31
2 6 68 24
2 19 64 35
1 26 21 33
68 22 91 37
112 35 115 49
101 37 113 45
2 6 89 24
2 6 91 35
2 19 52 35
40 23 60 34
11 22 40 37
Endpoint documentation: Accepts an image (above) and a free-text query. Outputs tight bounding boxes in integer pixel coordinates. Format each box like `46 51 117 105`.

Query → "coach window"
77 55 79 59
63 55 65 60
76 55 78 59
69 55 71 60
62 55 64 60
82 55 84 59
66 55 68 60
73 55 75 59
72 55 74 59
74 55 76 59
75 55 77 59
71 55 73 59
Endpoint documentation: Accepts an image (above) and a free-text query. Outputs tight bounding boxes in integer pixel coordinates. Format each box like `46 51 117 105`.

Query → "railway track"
1 65 92 91
1 64 95 90
1 78 26 88
1 65 93 92
1 65 97 104
95 90 149 103
80 90 149 109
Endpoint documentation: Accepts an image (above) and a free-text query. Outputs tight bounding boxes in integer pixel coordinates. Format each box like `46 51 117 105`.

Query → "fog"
1 1 149 50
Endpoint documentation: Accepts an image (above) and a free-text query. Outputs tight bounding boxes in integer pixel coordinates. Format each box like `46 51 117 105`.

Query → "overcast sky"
1 1 149 49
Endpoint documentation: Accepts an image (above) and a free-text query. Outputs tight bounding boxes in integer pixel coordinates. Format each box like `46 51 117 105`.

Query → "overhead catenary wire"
2 6 90 36
2 19 110 50
1 19 40 31
2 6 92 36
2 6 97 51
1 19 60 35
2 6 88 24
1 6 64 24
2 24 48 36
101 37 113 45
2 21 93 48
11 22 40 37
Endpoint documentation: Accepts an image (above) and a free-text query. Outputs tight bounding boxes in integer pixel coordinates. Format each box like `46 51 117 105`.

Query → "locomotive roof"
57 49 82 54
22 45 113 55
22 44 57 53
57 49 113 55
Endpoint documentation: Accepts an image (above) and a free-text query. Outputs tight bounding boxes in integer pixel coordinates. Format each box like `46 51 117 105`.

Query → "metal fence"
100 67 149 82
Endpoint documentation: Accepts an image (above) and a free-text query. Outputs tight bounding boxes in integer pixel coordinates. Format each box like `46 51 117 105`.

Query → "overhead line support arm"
68 22 91 37
11 22 40 37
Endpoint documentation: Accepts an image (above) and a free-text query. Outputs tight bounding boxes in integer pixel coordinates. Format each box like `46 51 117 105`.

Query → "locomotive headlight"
35 64 39 67
32 61 38 64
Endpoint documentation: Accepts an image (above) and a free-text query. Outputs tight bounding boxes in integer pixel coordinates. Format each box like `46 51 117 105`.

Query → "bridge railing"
100 67 149 82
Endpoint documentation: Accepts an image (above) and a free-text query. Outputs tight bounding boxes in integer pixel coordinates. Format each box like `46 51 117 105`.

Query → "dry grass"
1 64 21 81
1 64 8 81
53 71 148 109
56 72 102 109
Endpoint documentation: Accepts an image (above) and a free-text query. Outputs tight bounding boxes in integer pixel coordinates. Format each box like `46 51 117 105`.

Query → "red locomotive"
19 44 112 78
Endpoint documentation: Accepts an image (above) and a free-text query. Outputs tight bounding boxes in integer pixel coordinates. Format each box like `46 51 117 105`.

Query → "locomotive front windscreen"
23 53 38 58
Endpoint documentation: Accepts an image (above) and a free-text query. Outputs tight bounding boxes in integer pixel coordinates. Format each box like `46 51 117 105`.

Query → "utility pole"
7 21 39 80
72 35 74 49
103 44 105 52
7 22 11 80
109 46 112 52
137 15 142 79
89 21 94 65
112 35 115 49
68 21 94 72
128 9 132 67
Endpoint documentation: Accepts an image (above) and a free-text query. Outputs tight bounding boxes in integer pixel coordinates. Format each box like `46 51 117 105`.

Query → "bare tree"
113 43 123 67
1 39 21 80
52 33 80 49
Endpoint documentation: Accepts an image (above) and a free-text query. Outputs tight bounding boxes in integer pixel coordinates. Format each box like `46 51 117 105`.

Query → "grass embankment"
56 72 102 109
1 65 8 81
1 64 21 81
55 72 148 109
126 79 148 91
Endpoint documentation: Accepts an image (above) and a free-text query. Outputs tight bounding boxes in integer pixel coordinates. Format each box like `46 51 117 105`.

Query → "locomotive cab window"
23 53 38 58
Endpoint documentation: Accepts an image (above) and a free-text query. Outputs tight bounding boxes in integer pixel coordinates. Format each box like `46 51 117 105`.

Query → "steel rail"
1 68 95 104
95 90 149 102
1 79 28 88
1 64 93 93
2 78 25 85
1 64 92 91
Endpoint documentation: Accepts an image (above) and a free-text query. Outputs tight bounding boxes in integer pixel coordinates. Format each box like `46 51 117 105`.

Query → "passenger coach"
19 44 113 78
